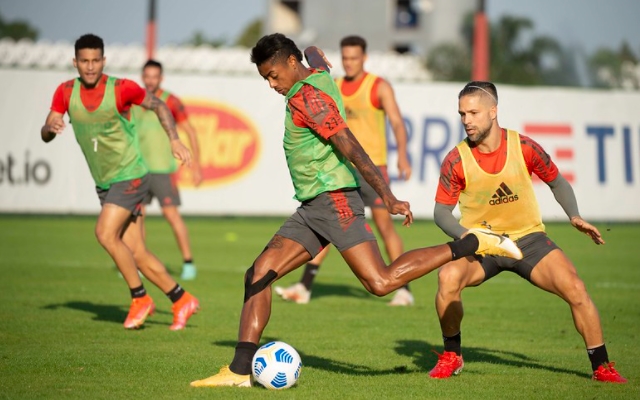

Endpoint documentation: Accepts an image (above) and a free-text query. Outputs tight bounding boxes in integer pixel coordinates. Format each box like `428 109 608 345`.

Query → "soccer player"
41 34 200 331
132 59 202 281
275 35 415 306
190 34 522 388
429 81 626 383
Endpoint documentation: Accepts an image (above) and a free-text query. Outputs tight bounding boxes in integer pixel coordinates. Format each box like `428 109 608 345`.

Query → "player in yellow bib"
428 81 626 383
41 34 200 331
275 35 415 306
132 60 203 281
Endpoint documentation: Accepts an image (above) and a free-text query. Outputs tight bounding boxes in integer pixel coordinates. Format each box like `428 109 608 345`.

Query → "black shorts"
96 175 149 217
276 188 377 258
480 232 560 282
143 173 181 207
354 166 389 209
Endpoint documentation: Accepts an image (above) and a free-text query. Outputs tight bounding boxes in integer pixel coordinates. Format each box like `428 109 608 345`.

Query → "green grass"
0 215 638 399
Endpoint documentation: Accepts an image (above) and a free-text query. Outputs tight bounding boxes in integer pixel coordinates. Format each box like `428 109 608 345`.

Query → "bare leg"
371 207 403 261
238 235 311 343
162 205 193 261
95 204 143 289
122 214 178 293
529 249 604 347
339 240 453 296
435 258 485 336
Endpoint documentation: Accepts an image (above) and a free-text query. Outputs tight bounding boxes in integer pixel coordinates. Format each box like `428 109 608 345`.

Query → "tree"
427 13 576 86
235 19 262 48
589 41 639 89
184 30 226 47
426 43 470 81
0 12 38 41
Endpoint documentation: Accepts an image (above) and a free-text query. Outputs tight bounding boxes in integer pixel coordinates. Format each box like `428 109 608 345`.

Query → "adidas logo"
489 182 519 205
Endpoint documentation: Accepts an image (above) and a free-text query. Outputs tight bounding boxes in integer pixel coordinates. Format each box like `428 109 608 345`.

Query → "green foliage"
0 12 38 41
0 216 638 398
235 19 263 48
589 41 639 89
428 13 577 86
426 43 470 82
185 30 227 48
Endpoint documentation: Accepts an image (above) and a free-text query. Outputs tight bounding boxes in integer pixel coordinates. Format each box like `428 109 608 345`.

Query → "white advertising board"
1 69 639 221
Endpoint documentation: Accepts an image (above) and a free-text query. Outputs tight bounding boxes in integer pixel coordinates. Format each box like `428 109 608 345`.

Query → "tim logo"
489 182 519 205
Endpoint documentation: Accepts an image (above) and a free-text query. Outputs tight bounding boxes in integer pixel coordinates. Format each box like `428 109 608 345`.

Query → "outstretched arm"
434 202 466 239
377 80 411 180
330 128 413 226
41 110 65 143
304 46 332 72
139 92 192 167
178 120 202 186
547 174 604 245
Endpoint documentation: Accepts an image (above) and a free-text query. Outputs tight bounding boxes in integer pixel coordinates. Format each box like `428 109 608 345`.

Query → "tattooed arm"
330 129 413 225
139 91 192 166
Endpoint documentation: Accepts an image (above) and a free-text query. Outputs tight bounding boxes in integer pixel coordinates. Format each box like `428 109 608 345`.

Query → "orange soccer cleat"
123 294 155 329
429 351 464 379
592 362 627 383
170 292 200 331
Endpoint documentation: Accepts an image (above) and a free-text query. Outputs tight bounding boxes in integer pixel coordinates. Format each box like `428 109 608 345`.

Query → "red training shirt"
287 70 349 140
436 129 559 205
154 89 189 124
339 72 383 109
50 74 146 118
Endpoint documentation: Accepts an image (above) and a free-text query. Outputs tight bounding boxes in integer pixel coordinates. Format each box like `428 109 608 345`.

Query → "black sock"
447 235 479 260
166 284 185 303
587 344 609 371
130 285 147 299
443 332 462 356
229 342 259 375
300 262 320 290
184 259 193 264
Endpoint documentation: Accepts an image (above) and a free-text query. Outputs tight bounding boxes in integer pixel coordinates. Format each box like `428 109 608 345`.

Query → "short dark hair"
340 35 367 53
74 34 104 56
250 33 302 66
459 81 498 104
143 59 163 73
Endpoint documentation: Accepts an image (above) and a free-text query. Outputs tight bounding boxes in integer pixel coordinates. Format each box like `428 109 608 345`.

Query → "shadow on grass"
43 301 172 327
212 339 412 376
394 339 591 379
275 282 372 302
211 338 590 379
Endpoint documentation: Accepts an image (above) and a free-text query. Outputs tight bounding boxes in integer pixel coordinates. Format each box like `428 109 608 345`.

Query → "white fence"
1 69 639 221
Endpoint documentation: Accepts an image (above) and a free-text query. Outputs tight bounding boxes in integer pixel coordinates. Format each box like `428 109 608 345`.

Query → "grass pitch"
0 215 638 399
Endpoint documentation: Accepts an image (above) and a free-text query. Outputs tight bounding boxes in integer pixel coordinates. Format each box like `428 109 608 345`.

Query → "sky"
1 0 639 55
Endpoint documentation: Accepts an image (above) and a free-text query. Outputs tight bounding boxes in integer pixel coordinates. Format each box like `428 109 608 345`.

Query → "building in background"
266 0 476 55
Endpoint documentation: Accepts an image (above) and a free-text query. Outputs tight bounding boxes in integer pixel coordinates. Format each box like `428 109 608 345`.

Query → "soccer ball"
252 341 302 389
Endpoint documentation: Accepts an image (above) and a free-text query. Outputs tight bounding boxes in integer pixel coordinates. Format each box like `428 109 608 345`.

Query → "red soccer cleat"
429 351 464 379
123 294 155 329
592 362 627 383
170 292 199 331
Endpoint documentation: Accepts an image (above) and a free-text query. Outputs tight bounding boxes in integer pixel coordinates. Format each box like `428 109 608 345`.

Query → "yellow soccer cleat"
190 366 252 388
467 228 523 259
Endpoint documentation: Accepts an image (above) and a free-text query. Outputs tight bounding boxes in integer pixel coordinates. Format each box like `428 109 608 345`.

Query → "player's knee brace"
244 265 278 303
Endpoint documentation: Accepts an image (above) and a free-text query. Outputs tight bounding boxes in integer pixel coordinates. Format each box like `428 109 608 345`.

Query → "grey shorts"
143 173 181 207
480 232 561 282
276 188 377 258
354 165 389 209
96 175 149 217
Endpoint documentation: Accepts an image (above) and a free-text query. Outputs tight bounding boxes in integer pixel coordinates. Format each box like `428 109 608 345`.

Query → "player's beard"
467 125 491 144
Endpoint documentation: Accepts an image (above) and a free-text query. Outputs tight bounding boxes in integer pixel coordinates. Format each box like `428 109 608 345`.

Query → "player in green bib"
191 33 523 388
41 34 200 331
131 59 203 281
